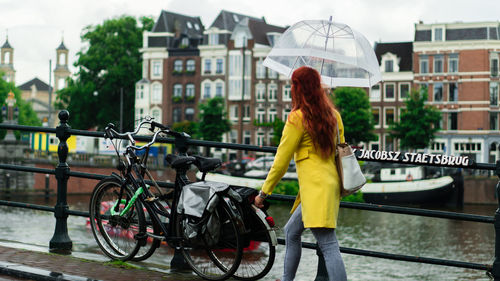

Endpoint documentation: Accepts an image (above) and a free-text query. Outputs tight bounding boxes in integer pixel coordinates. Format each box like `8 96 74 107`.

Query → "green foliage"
172 96 182 103
389 87 441 150
198 97 231 142
0 74 41 139
172 120 198 138
272 180 299 196
55 15 154 130
341 191 364 202
254 118 285 146
331 87 377 145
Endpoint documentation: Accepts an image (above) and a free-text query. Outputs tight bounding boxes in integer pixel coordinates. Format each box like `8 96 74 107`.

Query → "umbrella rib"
287 28 322 78
332 25 351 36
302 21 326 36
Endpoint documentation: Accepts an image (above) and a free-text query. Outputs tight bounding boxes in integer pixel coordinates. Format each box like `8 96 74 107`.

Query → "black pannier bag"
231 186 271 243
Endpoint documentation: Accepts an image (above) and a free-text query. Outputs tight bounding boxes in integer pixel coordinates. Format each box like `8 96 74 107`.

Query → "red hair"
291 66 337 158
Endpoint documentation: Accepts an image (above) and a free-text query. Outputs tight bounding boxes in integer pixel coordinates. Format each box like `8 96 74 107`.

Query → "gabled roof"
18 77 53 92
247 19 286 46
152 10 204 38
57 41 68 51
374 42 413 71
1 39 12 49
210 10 264 31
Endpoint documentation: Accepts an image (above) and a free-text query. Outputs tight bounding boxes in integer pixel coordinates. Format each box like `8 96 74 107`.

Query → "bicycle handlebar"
104 118 191 153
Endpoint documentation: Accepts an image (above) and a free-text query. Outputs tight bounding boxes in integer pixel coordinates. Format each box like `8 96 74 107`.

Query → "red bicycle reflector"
265 216 275 227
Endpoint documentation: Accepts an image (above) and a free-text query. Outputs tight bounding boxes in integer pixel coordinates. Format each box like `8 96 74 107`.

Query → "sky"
1 0 500 86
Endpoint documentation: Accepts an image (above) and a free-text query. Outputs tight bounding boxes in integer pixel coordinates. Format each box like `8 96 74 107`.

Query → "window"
490 112 498 130
152 61 162 77
243 105 250 121
268 84 278 101
181 37 189 47
230 105 239 121
384 84 395 100
433 83 443 102
283 85 292 101
136 84 144 100
216 59 223 74
173 84 182 97
420 56 429 74
384 108 395 127
152 109 160 121
172 107 182 123
268 108 277 123
186 60 195 72
491 82 499 106
243 131 251 145
233 14 239 22
256 59 266 79
256 132 265 146
186 22 192 29
399 83 410 100
370 84 381 101
434 27 443 41
268 68 278 79
283 108 291 121
448 112 458 130
204 59 212 74
448 54 458 73
203 83 211 99
186 84 195 100
385 60 394 72
174 60 183 72
256 108 265 123
194 23 200 30
449 83 458 102
434 55 443 73
185 108 195 121
491 58 499 77
209 33 219 45
385 135 394 151
372 108 380 127
230 130 238 143
256 84 265 101
215 83 223 97
152 83 161 103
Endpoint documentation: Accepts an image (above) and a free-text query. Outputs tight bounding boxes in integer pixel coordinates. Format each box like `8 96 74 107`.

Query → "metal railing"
0 110 499 280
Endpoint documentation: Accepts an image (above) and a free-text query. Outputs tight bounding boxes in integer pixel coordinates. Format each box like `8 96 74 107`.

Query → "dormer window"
186 22 193 29
194 23 200 30
233 15 239 22
181 37 189 47
385 60 394 72
209 33 219 45
433 26 445 42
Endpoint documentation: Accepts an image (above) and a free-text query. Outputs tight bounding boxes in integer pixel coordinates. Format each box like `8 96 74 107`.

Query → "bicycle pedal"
145 196 159 202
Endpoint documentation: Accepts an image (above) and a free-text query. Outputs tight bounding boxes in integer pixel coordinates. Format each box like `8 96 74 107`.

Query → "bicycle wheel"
234 205 276 280
131 202 166 261
89 177 146 261
176 197 243 280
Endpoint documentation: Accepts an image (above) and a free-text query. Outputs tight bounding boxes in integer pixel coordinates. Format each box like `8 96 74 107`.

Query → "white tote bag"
336 125 366 197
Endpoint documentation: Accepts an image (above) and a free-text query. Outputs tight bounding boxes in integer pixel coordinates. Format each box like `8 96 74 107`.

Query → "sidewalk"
0 245 194 281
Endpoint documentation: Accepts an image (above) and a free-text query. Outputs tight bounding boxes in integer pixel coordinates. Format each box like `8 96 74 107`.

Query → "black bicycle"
89 118 276 280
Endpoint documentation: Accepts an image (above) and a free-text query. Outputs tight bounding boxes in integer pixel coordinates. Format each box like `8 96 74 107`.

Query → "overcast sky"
1 0 500 85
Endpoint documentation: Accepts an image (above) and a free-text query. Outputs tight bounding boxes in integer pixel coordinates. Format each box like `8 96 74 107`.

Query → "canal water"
0 195 495 281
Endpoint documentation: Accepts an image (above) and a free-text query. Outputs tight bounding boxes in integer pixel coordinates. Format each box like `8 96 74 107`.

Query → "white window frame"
174 60 183 72
384 83 396 101
256 84 266 102
256 58 266 79
215 80 224 97
433 82 444 102
151 60 162 79
243 105 251 122
173 84 183 97
283 107 291 121
151 82 162 104
434 55 444 74
256 107 266 123
432 26 445 42
268 107 277 123
204 59 212 74
230 105 239 122
384 107 396 128
186 59 195 72
370 84 381 101
283 84 292 102
448 54 459 73
216 58 224 74
185 83 195 99
203 82 212 99
372 107 381 129
268 84 278 101
420 56 429 74
399 83 410 101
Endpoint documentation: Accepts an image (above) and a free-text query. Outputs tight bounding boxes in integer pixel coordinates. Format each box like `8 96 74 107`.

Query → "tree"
331 87 377 145
172 120 198 138
198 97 231 142
0 73 41 139
271 118 285 146
55 15 154 130
389 87 441 150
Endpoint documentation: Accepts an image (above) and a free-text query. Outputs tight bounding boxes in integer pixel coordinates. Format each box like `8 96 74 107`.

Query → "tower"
54 38 70 91
0 34 16 83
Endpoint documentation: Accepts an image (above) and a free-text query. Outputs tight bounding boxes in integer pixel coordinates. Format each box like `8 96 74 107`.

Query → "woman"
254 66 347 281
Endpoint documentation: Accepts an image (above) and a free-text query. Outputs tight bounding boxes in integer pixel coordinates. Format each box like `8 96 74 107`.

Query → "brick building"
413 21 500 162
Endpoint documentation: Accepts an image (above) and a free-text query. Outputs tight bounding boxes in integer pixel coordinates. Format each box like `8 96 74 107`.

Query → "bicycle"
89 118 277 280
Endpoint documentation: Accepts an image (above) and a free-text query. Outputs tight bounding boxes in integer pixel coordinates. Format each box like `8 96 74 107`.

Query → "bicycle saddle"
194 155 222 173
165 154 196 169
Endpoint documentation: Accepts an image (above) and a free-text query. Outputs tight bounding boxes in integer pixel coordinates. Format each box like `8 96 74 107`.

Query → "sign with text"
354 149 471 168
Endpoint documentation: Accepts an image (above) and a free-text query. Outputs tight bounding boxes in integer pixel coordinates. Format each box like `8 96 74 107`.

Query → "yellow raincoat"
261 109 344 228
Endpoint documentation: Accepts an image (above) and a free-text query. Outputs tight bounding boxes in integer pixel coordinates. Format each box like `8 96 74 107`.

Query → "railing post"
492 160 500 280
44 174 50 201
315 247 329 281
49 110 72 254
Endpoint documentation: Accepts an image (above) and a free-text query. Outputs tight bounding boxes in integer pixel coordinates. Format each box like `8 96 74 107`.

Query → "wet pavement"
0 245 195 281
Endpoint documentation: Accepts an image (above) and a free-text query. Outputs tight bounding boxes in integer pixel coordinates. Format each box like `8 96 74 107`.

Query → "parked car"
246 156 296 172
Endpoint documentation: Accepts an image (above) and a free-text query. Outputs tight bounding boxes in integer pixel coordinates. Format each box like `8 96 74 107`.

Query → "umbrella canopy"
263 18 382 88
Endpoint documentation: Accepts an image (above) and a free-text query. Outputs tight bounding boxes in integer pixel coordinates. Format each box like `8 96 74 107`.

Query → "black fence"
0 110 499 280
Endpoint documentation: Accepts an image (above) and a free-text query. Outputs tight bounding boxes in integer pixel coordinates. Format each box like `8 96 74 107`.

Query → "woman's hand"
254 195 265 209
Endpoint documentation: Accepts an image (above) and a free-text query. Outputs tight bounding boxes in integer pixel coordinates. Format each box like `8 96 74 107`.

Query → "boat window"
390 169 396 175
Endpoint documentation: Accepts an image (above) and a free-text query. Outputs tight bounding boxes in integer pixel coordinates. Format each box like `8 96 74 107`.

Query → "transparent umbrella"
263 17 382 88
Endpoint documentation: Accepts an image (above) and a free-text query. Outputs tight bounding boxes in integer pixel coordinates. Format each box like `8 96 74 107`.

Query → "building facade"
413 21 500 163
0 36 15 83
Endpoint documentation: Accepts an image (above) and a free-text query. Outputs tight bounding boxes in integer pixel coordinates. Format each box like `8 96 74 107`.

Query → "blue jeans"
282 204 347 281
